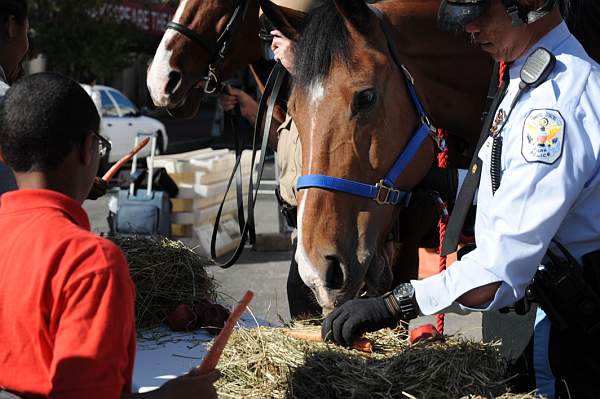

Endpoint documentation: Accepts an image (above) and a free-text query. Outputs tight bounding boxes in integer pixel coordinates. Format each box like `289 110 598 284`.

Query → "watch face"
396 283 415 298
392 283 418 320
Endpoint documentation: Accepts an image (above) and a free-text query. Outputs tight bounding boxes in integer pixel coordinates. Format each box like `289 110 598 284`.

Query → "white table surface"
133 314 271 393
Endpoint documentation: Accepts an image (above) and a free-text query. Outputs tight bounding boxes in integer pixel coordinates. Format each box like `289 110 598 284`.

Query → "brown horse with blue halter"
279 0 493 313
285 0 600 316
147 0 599 316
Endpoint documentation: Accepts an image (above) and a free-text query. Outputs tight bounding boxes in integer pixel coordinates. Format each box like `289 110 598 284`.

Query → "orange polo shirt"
0 189 136 399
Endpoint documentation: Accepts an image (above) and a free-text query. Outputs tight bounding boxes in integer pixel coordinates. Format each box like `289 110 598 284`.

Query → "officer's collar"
0 65 7 84
509 21 571 80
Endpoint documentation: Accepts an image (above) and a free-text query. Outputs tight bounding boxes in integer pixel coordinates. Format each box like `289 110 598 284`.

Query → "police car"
81 84 168 163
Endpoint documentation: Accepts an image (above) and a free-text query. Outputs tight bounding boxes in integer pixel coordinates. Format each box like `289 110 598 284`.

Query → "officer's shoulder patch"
521 109 565 165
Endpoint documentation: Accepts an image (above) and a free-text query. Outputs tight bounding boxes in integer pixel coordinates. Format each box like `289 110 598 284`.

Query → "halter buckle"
401 64 415 85
428 132 448 152
421 115 436 133
204 65 219 94
375 180 399 205
219 41 228 59
421 116 447 151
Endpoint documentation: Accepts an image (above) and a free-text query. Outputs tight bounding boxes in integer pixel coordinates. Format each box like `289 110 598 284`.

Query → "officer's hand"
87 177 109 200
321 296 399 347
271 30 295 75
218 91 238 113
219 85 258 125
158 370 220 399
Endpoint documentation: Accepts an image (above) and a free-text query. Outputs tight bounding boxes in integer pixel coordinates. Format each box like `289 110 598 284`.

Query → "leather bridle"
165 0 250 94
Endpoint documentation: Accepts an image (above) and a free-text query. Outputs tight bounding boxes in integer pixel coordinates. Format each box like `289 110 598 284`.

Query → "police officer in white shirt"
322 1 600 397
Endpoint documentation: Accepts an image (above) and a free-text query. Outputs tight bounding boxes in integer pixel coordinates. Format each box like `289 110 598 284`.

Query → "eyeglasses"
92 132 112 158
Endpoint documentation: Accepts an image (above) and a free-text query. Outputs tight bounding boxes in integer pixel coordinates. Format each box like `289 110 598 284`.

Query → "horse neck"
375 1 493 146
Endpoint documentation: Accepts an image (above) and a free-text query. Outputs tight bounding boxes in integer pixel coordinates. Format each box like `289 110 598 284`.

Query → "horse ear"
258 0 305 41
333 0 371 32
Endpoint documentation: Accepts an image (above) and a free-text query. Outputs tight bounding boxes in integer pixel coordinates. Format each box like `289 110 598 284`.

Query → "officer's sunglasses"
92 132 111 158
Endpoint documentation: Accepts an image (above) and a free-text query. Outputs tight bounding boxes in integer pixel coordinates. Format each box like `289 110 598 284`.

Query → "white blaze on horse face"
295 81 334 310
147 0 188 106
309 80 325 104
295 79 332 309
307 80 324 174
295 192 325 297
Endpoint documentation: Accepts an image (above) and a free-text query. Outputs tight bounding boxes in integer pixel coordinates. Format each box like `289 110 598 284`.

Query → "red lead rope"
498 61 508 87
435 127 449 335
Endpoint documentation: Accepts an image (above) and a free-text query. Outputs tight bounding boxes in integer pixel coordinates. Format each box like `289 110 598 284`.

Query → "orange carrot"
283 329 374 353
101 137 151 182
193 291 254 376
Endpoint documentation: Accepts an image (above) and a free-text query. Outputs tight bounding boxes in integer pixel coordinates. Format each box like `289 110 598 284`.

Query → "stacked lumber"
149 148 259 257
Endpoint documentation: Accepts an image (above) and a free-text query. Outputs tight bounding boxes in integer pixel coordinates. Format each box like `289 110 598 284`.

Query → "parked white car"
82 84 168 163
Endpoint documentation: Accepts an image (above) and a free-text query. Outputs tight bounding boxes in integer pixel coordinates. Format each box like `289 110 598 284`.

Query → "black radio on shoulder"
490 47 556 194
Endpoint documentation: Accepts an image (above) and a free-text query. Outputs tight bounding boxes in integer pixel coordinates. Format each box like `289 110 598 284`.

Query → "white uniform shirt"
413 22 600 315
0 65 16 196
0 66 9 97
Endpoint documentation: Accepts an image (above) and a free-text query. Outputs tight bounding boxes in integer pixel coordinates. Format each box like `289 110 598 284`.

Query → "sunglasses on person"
92 132 111 158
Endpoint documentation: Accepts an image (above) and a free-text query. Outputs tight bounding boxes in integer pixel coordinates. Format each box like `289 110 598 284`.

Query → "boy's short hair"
0 73 100 172
0 0 28 23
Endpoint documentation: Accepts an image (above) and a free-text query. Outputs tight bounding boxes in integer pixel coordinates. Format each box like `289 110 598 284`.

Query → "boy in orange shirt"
0 73 219 398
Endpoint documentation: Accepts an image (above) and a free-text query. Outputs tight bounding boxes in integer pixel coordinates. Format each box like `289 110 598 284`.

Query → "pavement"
83 158 483 340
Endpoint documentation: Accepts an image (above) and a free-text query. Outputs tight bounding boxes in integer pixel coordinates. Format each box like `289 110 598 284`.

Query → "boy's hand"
160 370 221 399
87 177 109 200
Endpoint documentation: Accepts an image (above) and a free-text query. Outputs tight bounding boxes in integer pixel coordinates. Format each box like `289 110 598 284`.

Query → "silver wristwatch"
384 282 419 321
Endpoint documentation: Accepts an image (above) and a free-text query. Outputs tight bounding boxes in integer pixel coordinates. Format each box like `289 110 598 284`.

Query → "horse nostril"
324 255 345 290
165 70 182 95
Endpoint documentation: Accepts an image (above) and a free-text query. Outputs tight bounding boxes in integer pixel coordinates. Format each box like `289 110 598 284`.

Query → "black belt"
275 187 297 228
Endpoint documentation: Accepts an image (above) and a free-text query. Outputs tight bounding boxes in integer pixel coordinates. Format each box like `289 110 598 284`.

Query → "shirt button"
431 298 438 307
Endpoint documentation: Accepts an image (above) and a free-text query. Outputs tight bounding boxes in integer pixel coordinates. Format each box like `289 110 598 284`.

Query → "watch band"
384 283 419 321
384 292 402 318
396 292 419 321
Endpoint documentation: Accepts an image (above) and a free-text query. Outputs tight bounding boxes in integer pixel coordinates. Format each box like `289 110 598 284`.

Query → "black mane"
293 1 352 90
559 0 600 63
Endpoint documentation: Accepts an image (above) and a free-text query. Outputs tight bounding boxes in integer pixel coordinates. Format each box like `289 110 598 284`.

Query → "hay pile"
216 325 540 399
109 236 217 330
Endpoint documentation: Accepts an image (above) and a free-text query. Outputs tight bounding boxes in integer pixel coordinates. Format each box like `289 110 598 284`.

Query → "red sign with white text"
105 1 175 36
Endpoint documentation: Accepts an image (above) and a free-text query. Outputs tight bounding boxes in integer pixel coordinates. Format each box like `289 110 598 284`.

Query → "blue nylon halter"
296 73 436 206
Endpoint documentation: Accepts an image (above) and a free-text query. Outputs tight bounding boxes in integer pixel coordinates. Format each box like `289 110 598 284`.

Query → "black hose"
490 135 503 195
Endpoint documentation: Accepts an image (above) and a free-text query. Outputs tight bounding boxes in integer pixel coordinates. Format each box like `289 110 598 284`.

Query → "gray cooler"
115 134 171 237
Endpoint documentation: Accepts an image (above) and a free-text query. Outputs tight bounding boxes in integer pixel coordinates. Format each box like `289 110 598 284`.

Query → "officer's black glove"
321 296 400 347
87 177 109 200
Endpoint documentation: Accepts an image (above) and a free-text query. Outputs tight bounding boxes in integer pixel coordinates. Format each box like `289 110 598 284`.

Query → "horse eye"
352 89 377 114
